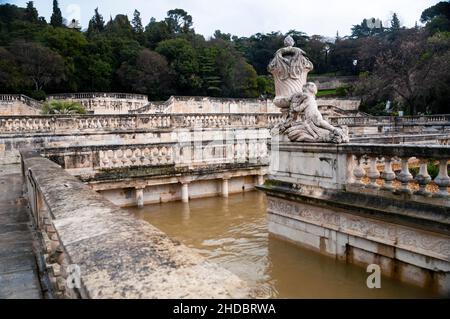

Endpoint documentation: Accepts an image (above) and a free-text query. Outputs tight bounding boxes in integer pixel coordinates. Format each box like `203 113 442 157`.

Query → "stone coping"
21 150 248 299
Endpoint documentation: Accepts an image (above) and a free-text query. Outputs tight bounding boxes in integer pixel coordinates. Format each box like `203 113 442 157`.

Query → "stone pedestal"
269 140 349 191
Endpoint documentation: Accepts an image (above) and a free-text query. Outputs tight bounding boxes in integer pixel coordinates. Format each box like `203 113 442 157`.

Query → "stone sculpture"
268 36 349 143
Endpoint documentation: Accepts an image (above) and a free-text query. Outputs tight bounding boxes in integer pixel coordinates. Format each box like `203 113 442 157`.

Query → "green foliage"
42 100 86 115
25 2 38 23
27 89 46 101
50 0 63 28
409 162 448 179
0 1 448 111
156 38 201 93
87 8 105 35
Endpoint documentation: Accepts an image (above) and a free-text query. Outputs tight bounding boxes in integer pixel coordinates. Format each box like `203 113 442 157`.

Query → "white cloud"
8 0 440 37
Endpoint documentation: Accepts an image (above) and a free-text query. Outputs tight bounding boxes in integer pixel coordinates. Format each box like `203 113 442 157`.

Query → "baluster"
433 159 450 197
396 157 413 194
414 158 431 196
381 156 396 191
352 155 366 186
367 156 380 189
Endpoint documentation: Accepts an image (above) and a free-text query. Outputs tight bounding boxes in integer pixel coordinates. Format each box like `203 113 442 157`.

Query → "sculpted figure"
268 37 349 144
268 35 313 109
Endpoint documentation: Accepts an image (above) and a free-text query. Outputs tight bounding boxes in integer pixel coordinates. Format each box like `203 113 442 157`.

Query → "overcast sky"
5 0 441 38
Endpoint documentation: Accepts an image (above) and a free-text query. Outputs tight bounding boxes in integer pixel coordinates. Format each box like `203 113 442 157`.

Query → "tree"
213 30 231 41
11 41 65 91
87 8 105 34
117 49 172 99
421 1 450 23
144 18 171 48
421 1 450 33
132 9 143 34
50 0 63 28
351 18 384 38
24 1 38 23
199 46 222 96
354 29 450 115
0 47 22 92
156 38 200 93
165 9 193 34
105 14 133 37
390 13 401 30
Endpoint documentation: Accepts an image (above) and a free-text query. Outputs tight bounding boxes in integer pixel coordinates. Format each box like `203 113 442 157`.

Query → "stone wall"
0 94 42 116
21 150 248 298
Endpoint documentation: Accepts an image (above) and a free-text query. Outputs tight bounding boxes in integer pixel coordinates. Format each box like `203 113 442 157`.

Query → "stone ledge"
20 150 248 299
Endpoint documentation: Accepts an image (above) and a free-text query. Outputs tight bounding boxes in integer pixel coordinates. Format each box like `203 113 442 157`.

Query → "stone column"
222 178 229 197
181 183 189 203
135 187 145 208
257 174 265 186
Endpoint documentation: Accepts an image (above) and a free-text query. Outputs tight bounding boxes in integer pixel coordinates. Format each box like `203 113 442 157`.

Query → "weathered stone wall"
0 95 42 116
21 150 249 298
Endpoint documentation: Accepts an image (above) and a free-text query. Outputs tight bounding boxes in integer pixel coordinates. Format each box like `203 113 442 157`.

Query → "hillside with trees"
0 1 449 115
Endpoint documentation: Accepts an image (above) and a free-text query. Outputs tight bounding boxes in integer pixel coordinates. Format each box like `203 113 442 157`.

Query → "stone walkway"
0 173 42 299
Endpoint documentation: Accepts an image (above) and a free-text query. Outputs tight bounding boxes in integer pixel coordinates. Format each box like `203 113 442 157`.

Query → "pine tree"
24 1 39 23
132 9 143 33
50 0 63 27
391 13 401 30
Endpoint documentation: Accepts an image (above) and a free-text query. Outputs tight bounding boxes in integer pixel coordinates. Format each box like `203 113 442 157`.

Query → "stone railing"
20 150 247 298
48 92 148 101
0 94 43 109
0 115 172 134
42 138 270 172
342 144 450 200
269 141 450 206
329 115 450 127
0 113 281 134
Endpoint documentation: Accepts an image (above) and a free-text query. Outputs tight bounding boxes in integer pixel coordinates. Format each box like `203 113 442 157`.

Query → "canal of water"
128 191 439 298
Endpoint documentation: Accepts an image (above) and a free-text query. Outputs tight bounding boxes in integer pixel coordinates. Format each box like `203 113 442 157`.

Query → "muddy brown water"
129 191 439 298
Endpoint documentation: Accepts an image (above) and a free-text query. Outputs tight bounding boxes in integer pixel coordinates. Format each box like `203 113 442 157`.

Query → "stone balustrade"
42 137 270 172
0 94 43 109
329 114 450 127
0 115 171 133
0 113 281 134
342 144 450 199
48 92 148 101
20 150 247 298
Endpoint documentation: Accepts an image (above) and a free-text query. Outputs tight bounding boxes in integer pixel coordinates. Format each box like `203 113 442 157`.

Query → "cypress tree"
50 0 63 27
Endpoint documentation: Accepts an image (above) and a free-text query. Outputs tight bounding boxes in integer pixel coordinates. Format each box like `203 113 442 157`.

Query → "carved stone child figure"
285 82 349 143
292 83 338 132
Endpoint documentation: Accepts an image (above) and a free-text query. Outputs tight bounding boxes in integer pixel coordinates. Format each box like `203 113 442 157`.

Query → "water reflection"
129 191 438 298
